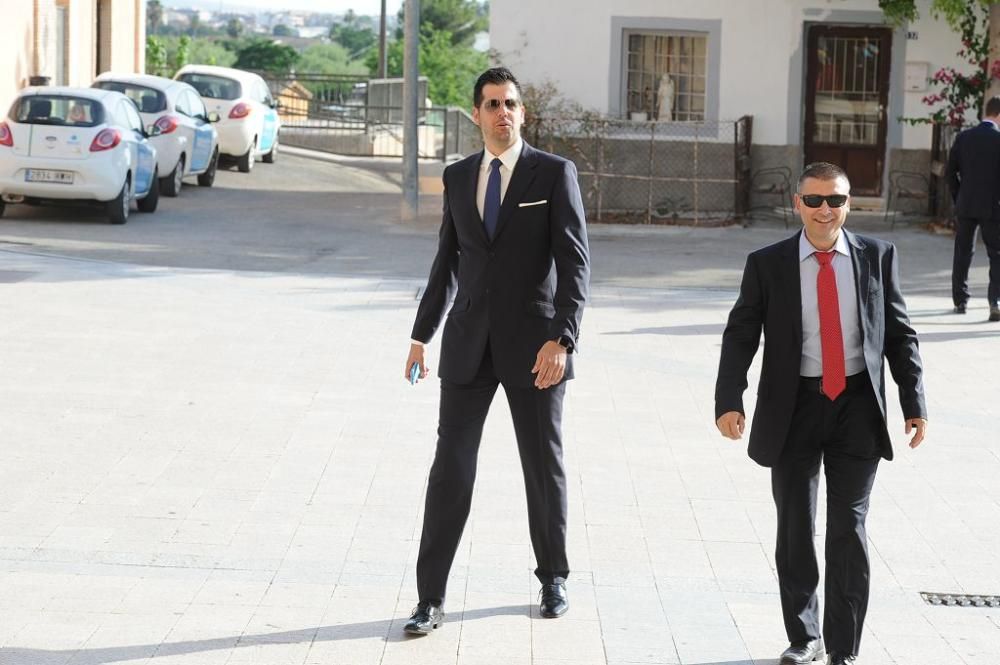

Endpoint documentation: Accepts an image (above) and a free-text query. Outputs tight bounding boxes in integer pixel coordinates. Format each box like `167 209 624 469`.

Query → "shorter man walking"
947 95 1000 321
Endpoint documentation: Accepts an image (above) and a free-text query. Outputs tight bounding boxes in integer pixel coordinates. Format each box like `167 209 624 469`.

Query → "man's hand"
905 418 927 448
404 343 430 384
531 340 567 389
716 411 745 440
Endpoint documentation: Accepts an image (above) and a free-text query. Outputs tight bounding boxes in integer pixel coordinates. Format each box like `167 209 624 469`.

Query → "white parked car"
0 86 158 224
174 65 280 173
94 72 220 197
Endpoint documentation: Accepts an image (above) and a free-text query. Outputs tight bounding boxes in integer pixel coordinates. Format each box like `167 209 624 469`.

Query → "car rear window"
176 73 242 101
12 95 104 127
93 81 167 114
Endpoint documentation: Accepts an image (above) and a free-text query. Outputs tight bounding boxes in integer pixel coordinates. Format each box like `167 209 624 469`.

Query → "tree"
396 0 487 47
145 35 168 76
147 0 163 35
330 10 377 58
366 25 487 107
299 43 368 76
273 24 295 37
174 35 191 73
226 18 244 39
880 0 1000 100
234 39 299 73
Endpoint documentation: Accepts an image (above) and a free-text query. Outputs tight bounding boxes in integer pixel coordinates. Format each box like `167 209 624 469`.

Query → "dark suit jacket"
411 142 591 388
715 230 927 467
946 120 1000 220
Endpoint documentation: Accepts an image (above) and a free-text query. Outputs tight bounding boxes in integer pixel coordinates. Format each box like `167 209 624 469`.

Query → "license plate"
25 169 74 184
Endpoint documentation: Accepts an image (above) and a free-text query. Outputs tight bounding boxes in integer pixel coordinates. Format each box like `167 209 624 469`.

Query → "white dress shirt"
476 138 523 220
799 232 865 377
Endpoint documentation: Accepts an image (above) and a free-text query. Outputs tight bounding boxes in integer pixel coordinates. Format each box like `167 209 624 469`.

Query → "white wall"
491 0 970 149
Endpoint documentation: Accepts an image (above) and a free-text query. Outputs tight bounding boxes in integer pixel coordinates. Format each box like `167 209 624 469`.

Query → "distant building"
1 0 146 113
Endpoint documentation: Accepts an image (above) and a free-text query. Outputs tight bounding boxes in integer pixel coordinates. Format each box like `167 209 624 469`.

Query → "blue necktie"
483 157 502 240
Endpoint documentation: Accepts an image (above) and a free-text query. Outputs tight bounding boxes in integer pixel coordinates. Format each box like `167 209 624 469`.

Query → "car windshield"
13 95 103 127
176 73 242 101
93 81 167 114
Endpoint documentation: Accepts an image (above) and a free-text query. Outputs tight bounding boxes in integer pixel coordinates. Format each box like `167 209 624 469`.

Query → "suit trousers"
952 216 1000 307
771 373 882 656
415 344 570 605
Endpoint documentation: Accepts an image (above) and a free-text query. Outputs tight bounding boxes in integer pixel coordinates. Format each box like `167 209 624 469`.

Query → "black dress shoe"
780 638 825 664
827 651 857 664
539 583 568 618
403 601 444 635
954 303 967 314
990 306 1000 321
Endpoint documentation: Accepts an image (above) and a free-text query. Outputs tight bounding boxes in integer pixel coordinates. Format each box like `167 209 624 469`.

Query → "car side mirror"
207 111 220 123
146 124 161 137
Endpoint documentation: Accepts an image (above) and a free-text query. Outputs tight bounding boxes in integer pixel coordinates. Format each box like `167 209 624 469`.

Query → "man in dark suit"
947 95 1000 321
715 162 927 665
402 67 590 635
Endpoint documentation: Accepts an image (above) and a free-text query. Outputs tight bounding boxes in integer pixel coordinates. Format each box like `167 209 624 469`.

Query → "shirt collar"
799 230 850 262
984 118 999 129
483 137 523 172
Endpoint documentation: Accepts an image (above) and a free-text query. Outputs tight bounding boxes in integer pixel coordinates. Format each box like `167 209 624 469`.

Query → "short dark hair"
985 96 1000 118
473 67 523 108
798 161 851 191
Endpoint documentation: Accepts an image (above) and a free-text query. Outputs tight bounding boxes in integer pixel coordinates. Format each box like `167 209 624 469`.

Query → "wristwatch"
555 335 575 353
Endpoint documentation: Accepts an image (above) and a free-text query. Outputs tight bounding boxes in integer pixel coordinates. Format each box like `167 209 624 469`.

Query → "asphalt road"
0 150 971 297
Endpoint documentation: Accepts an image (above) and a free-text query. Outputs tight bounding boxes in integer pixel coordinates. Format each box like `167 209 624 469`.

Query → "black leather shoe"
827 652 857 665
990 306 1000 321
780 638 825 664
539 583 568 618
403 601 444 635
954 303 967 314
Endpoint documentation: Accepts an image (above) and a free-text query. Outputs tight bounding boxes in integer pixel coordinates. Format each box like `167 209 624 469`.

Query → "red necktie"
814 251 846 400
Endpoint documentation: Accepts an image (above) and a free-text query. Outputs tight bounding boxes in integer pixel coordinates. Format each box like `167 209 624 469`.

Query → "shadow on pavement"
0 605 532 665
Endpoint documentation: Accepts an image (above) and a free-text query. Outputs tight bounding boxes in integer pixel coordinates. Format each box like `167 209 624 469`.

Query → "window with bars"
624 31 708 122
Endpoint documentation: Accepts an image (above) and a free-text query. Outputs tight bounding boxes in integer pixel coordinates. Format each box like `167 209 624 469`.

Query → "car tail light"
228 103 251 120
154 115 180 134
0 121 12 147
89 128 121 152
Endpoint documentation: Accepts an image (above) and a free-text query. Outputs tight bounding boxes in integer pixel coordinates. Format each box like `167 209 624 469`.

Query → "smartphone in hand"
409 361 421 385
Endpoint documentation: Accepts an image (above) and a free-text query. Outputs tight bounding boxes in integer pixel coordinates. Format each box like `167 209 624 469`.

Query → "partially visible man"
946 95 1000 321
401 67 590 635
715 162 927 665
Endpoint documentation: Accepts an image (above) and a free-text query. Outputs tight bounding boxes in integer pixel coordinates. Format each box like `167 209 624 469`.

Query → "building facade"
2 0 146 115
491 0 969 197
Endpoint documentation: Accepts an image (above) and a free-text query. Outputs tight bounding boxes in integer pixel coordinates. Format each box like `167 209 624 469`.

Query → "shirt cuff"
410 339 425 346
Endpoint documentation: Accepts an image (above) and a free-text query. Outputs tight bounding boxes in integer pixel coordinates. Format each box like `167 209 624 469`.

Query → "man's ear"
472 106 481 127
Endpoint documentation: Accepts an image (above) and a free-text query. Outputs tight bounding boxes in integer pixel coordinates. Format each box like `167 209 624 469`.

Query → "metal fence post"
646 121 655 224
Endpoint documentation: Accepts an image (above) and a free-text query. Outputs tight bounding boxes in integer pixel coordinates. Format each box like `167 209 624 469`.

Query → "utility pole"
378 0 388 79
401 0 419 220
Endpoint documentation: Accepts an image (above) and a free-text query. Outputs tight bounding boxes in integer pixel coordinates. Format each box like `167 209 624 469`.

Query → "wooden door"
805 26 892 196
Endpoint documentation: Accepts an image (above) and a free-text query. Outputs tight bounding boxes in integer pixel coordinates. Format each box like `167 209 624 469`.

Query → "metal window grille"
625 31 708 122
813 36 882 145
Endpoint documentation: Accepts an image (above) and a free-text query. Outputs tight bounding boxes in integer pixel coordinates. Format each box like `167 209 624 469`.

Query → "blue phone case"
409 362 420 385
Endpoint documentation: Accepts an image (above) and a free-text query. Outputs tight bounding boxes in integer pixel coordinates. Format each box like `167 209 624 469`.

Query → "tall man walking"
947 95 1000 321
715 162 927 665
402 67 590 635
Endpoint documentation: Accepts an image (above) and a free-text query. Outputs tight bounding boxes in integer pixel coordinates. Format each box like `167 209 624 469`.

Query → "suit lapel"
781 232 803 346
846 230 872 321
464 152 489 245
491 142 539 243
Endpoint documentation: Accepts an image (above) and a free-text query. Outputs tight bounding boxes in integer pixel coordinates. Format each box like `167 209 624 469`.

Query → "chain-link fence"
529 116 753 224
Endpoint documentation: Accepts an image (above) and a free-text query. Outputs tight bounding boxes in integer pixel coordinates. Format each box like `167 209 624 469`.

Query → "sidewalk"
0 221 998 665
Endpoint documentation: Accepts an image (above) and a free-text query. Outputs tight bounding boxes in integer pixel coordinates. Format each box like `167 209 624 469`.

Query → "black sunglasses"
482 98 521 112
799 194 849 208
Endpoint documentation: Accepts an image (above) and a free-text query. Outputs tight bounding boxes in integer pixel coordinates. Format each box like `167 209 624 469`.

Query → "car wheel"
237 139 255 173
162 155 185 197
107 177 130 225
137 168 160 213
198 147 219 187
262 138 277 164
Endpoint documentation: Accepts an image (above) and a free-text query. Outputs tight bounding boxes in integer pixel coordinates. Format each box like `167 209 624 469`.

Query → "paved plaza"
0 153 998 664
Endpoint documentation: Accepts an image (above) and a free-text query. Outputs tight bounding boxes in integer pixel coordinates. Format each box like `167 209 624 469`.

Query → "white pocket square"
518 199 548 208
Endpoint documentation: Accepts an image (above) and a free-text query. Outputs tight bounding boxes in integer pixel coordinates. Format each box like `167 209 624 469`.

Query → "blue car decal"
259 109 278 152
190 123 214 172
135 142 157 195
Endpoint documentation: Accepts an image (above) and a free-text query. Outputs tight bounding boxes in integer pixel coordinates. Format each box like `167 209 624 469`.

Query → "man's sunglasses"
482 98 521 112
799 194 849 208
